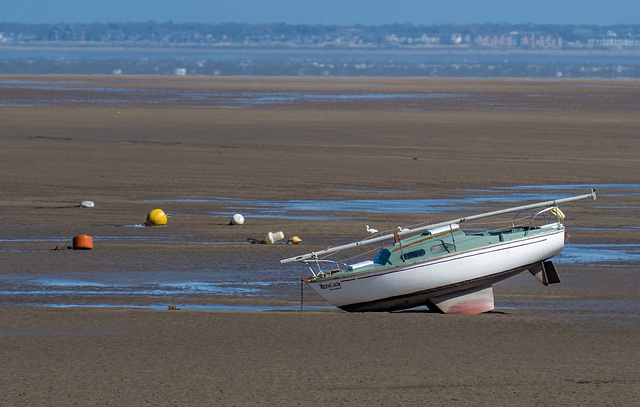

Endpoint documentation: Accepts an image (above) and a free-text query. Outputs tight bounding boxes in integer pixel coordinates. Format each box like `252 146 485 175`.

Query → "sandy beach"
0 75 638 405
1 306 638 406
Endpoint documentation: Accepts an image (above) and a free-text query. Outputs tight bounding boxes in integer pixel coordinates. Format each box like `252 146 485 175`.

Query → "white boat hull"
307 229 565 312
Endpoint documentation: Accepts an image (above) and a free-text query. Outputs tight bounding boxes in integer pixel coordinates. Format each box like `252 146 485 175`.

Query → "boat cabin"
327 221 565 279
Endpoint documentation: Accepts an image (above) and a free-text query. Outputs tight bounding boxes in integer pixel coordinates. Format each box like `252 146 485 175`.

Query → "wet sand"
1 75 639 405
1 306 638 406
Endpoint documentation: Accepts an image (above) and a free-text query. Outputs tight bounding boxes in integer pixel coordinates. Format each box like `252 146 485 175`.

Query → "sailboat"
281 190 597 314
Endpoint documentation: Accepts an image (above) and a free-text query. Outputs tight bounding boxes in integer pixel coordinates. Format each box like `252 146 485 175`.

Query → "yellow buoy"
145 209 167 226
288 236 302 244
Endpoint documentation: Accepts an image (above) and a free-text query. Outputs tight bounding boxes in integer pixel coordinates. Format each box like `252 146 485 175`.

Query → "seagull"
398 226 409 232
366 225 378 234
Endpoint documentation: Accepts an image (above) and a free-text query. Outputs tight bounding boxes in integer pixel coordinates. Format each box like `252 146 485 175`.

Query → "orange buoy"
72 234 93 250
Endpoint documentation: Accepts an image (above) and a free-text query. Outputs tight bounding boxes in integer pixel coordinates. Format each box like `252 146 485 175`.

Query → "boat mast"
280 189 596 264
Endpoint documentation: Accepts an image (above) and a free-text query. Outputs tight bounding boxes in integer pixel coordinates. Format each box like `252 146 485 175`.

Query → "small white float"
230 214 245 225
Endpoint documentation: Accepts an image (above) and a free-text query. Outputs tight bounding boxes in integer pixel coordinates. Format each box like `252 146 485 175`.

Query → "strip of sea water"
145 183 639 219
1 184 637 314
3 47 640 78
0 242 638 297
0 79 470 109
4 78 640 112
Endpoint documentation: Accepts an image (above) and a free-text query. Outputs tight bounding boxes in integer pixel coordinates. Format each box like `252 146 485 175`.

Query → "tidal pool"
144 184 627 217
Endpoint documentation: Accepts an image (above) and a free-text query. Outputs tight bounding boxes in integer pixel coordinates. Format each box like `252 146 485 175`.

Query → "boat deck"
312 222 565 281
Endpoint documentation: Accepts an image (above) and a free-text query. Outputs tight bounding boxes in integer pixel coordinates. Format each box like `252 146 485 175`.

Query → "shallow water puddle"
0 236 250 245
572 226 640 231
0 80 88 85
0 238 64 243
229 92 468 107
206 211 359 221
556 244 640 264
0 242 636 309
0 278 281 297
0 82 469 109
0 268 302 305
498 298 639 313
144 183 638 216
13 303 331 312
494 183 640 191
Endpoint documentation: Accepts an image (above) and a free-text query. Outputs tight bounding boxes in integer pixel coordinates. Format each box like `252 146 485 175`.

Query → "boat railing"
472 208 558 237
302 259 348 277
527 207 563 234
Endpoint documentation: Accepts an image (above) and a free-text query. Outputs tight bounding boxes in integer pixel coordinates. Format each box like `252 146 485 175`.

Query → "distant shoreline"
3 42 640 56
1 45 639 77
2 21 640 53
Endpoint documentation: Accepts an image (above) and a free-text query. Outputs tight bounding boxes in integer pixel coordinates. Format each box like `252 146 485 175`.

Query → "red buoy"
72 234 93 250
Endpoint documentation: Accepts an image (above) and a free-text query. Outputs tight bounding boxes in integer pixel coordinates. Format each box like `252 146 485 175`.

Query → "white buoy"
81 200 95 208
230 214 245 225
265 231 285 244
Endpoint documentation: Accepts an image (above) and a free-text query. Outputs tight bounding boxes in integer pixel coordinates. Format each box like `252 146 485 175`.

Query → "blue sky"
4 0 639 25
